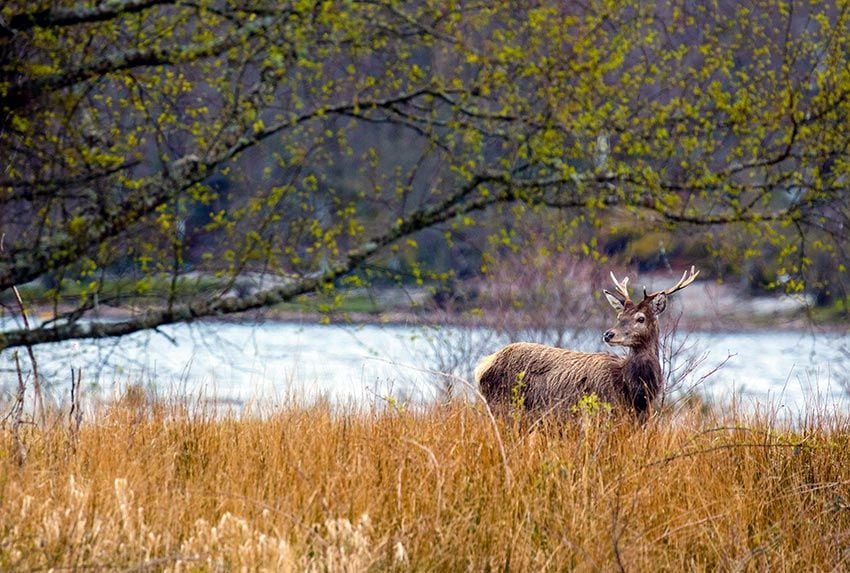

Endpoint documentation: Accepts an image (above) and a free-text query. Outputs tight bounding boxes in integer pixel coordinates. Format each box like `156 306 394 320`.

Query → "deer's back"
475 342 625 410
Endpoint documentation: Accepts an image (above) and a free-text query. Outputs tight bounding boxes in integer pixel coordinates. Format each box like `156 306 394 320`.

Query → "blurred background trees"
2 0 850 351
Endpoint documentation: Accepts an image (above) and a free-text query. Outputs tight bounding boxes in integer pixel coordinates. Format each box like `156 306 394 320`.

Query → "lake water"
2 319 849 414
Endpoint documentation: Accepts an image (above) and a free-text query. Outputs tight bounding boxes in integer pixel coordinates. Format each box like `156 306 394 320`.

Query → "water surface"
2 320 848 414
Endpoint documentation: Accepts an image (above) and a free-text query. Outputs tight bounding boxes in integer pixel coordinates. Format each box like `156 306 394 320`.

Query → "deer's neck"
623 337 663 414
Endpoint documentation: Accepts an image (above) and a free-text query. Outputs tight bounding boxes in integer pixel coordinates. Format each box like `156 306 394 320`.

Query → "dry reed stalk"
68 367 84 449
9 350 28 465
1 395 848 571
1 232 45 425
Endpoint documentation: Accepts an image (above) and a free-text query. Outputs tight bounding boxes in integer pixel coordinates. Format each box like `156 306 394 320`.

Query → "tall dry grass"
2 391 850 571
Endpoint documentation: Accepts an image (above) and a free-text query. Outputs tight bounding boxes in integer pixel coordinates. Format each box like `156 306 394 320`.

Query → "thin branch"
3 0 175 35
0 160 141 201
0 168 586 351
0 87 459 292
3 14 279 108
0 154 206 291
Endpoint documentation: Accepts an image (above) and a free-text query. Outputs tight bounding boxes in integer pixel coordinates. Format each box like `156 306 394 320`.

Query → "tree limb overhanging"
2 0 850 356
0 168 596 351
0 86 466 292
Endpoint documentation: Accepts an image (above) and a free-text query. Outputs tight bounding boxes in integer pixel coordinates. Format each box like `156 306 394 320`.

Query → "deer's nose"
603 330 615 343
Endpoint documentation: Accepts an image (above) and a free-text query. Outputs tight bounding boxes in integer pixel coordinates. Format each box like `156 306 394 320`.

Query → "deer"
473 266 699 420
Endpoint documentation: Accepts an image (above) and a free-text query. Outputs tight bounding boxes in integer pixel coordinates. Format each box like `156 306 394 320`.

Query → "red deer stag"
474 266 699 419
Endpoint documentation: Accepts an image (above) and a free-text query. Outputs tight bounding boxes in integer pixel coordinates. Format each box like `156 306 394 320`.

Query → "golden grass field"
2 390 850 571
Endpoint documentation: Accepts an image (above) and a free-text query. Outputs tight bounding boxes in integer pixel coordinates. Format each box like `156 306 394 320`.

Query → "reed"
1 391 849 571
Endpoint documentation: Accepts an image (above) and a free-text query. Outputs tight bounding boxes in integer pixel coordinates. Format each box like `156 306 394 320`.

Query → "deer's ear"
650 293 667 315
603 290 626 311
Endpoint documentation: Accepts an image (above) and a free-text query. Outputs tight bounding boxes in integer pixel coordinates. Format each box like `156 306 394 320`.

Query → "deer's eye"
636 315 645 323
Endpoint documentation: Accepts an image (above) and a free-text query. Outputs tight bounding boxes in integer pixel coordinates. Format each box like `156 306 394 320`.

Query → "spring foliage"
2 0 850 349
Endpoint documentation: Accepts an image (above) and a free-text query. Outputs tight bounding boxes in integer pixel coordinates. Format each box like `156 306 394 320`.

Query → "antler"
644 265 700 298
608 271 632 302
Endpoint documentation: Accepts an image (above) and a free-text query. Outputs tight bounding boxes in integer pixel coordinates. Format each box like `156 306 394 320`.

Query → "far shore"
3 290 844 337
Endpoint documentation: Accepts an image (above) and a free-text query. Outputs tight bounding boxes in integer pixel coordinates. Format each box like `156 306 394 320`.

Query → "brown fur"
476 341 661 418
472 268 700 419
